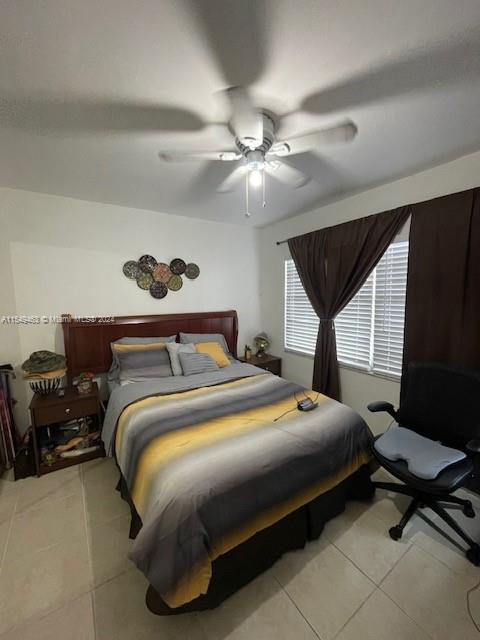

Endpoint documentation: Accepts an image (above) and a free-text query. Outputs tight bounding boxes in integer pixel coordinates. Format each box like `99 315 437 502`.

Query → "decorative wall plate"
124 256 198 298
170 258 186 275
168 274 183 291
123 260 141 279
153 262 172 283
136 272 154 290
185 263 200 279
139 255 157 273
150 281 168 299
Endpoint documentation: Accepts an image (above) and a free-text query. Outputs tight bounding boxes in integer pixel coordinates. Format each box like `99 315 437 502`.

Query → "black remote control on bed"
297 398 318 411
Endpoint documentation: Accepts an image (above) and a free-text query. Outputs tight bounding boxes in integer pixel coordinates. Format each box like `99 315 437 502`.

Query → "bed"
62 310 374 614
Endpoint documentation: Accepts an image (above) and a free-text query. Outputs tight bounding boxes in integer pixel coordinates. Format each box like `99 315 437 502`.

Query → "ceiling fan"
159 86 357 215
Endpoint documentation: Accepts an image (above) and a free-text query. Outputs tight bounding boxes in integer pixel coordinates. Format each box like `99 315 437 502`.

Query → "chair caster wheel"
389 525 403 541
466 545 480 566
463 502 475 518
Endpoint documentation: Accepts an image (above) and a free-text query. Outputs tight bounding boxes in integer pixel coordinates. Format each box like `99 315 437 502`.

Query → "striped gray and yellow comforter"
104 366 372 608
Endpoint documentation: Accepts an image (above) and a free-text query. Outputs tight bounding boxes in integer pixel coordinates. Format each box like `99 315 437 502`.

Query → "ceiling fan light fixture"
249 169 263 188
246 149 265 172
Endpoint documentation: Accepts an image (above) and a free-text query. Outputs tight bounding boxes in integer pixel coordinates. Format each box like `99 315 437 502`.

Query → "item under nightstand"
238 353 282 376
29 382 104 476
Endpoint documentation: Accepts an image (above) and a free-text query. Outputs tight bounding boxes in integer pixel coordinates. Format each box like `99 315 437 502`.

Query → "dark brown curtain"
288 206 411 400
402 188 480 397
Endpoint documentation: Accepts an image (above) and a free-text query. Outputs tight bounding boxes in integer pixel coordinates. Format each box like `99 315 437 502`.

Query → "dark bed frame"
62 310 373 614
62 310 239 376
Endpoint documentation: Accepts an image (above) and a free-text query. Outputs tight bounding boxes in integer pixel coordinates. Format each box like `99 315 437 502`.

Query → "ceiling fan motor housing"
236 113 275 169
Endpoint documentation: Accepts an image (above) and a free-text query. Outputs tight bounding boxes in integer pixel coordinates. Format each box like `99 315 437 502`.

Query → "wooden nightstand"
29 382 105 476
239 353 282 376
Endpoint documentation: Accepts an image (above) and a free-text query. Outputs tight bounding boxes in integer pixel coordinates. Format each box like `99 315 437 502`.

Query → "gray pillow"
179 332 229 354
178 352 219 376
114 344 173 381
166 342 196 376
108 335 175 382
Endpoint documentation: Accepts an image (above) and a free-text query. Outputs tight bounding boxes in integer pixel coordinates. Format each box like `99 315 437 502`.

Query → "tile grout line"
327 543 436 640
0 591 96 639
271 575 323 640
377 587 437 640
0 507 15 570
329 534 411 588
376 544 441 640
326 532 430 635
409 534 480 585
376 539 414 588
80 462 98 640
331 587 380 640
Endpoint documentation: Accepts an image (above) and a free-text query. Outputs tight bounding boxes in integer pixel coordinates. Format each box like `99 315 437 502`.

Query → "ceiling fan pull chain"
245 173 251 218
262 170 266 208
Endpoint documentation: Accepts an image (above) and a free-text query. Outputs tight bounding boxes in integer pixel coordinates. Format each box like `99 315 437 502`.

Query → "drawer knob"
65 408 71 414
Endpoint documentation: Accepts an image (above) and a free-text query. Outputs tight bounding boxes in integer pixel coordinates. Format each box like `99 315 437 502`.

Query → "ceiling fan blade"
267 160 310 188
225 87 263 149
159 151 241 162
301 32 480 116
187 0 267 87
269 122 357 157
217 165 247 193
0 97 206 134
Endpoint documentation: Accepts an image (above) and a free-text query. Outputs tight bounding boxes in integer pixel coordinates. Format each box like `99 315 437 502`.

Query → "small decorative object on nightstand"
253 332 270 357
22 350 67 396
29 382 104 477
239 353 281 376
77 371 94 395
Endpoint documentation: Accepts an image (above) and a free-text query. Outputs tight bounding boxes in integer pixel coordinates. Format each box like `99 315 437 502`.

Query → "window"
284 241 409 378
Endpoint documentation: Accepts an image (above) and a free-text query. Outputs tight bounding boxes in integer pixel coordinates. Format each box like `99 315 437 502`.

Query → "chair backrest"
398 361 480 449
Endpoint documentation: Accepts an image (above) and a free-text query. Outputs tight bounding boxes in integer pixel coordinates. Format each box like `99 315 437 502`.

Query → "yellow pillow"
195 342 230 368
112 342 165 353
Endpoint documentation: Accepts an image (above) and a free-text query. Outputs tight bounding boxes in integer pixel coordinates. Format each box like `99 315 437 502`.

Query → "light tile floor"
0 460 479 639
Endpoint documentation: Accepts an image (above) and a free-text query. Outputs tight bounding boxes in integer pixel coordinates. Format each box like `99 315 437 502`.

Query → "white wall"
258 149 480 435
0 188 261 430
3 147 480 434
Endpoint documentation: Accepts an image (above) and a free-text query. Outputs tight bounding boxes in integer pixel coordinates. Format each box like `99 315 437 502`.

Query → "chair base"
373 481 480 566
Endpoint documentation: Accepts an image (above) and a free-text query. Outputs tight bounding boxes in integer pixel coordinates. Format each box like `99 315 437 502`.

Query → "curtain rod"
276 239 289 246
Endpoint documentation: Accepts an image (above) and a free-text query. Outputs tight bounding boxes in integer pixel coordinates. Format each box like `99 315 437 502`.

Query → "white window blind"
284 240 409 378
372 241 409 376
285 259 319 355
335 272 374 371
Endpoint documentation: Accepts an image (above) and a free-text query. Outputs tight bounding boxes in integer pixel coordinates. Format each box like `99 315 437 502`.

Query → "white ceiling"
1 0 480 227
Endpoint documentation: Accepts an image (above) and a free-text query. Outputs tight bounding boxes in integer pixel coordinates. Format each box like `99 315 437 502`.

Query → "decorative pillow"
108 335 175 382
178 352 219 376
195 342 230 368
112 343 172 379
166 342 196 376
179 332 229 354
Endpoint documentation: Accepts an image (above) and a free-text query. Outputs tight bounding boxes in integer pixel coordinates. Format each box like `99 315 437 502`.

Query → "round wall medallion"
170 258 186 275
150 281 168 299
139 255 157 273
168 274 183 291
123 260 141 279
185 263 200 279
153 262 172 283
136 272 154 290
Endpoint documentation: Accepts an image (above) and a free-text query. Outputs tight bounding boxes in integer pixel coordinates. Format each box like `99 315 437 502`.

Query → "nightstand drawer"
34 396 98 426
260 361 281 375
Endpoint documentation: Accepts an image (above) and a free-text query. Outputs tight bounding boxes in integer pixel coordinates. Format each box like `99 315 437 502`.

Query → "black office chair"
368 361 480 565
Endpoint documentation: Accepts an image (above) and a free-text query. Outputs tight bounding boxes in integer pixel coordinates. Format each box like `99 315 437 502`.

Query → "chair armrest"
367 401 398 420
466 439 480 454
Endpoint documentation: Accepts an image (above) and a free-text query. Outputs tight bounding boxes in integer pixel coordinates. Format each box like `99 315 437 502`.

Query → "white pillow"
166 342 196 376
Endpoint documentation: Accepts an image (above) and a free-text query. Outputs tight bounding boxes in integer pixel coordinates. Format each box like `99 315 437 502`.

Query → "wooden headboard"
62 310 238 377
